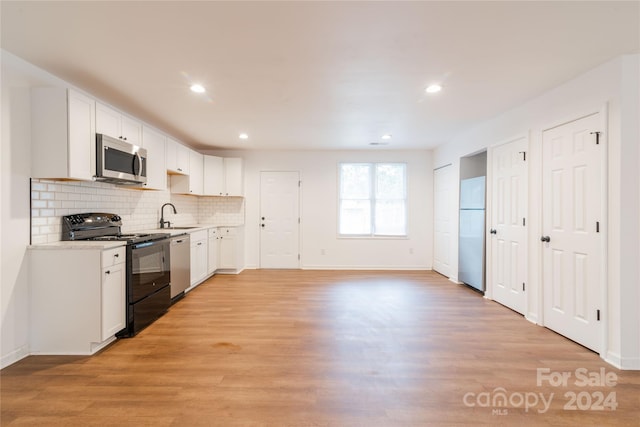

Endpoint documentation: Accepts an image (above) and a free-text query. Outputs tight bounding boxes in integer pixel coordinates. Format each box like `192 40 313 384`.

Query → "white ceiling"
1 1 638 151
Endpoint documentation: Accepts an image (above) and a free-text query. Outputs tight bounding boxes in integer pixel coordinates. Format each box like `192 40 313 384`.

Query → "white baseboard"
525 314 539 325
301 265 431 271
605 351 640 370
1 344 29 369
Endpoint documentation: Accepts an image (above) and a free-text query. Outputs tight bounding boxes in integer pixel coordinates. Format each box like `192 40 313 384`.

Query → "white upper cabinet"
31 88 96 181
139 126 167 190
190 150 204 195
96 102 141 145
203 156 243 196
170 149 203 195
203 155 224 196
224 158 244 196
166 137 190 175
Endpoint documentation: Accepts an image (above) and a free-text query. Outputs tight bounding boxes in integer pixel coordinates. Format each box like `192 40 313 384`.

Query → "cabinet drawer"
219 227 237 236
102 247 126 268
190 230 207 242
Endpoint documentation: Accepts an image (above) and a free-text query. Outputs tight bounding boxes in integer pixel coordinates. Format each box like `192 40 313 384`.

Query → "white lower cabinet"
30 245 126 354
217 227 244 273
207 228 219 275
101 260 126 339
189 230 208 288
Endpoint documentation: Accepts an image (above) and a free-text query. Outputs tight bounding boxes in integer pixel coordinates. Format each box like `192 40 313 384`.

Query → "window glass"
339 163 407 236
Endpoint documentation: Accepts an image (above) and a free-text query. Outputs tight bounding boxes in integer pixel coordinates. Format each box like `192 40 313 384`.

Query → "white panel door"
260 171 300 269
433 166 453 277
542 113 603 352
489 137 528 314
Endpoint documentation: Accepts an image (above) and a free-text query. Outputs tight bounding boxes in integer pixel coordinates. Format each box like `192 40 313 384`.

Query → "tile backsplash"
31 179 245 244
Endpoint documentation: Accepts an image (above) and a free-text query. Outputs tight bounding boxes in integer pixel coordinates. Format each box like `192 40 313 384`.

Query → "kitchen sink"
166 226 198 230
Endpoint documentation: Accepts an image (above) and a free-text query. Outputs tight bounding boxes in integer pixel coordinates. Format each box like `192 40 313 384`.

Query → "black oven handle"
132 237 169 250
132 152 142 177
133 241 154 250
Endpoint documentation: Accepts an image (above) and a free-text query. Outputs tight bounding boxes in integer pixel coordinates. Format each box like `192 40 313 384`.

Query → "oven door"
130 238 171 303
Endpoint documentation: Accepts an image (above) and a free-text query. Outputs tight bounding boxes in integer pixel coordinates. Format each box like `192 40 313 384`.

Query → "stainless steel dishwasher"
170 234 191 302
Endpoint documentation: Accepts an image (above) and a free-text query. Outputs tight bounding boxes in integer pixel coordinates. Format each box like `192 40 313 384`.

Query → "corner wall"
204 149 434 270
433 54 640 369
1 53 35 367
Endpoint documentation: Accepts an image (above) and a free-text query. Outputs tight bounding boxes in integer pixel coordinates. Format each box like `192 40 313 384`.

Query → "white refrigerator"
458 176 486 292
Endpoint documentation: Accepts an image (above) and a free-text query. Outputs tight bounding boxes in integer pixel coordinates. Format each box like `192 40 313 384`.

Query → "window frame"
338 162 408 238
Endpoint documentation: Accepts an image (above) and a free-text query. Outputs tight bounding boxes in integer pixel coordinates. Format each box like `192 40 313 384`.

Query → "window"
339 163 407 236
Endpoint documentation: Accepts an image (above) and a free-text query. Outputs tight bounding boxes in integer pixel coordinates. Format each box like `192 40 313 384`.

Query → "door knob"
540 236 551 242
490 229 497 234
261 224 265 227
261 217 265 220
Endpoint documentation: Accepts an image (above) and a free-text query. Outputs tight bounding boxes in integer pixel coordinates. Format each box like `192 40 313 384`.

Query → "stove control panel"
63 213 122 227
61 213 123 240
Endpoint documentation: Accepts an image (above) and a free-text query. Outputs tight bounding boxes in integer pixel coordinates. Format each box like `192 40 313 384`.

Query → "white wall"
1 53 38 367
433 54 640 369
205 150 434 270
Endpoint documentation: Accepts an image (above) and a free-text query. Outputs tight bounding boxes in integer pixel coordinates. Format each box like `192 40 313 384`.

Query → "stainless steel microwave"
95 133 147 185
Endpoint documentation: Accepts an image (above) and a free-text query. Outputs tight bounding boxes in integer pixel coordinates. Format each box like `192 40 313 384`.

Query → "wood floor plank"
2 270 639 426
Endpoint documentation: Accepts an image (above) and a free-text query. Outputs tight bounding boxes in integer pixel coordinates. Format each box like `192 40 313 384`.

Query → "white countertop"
29 240 126 250
29 224 244 248
139 224 243 236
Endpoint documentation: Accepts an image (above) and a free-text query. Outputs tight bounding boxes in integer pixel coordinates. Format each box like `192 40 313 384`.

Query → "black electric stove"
62 213 168 244
62 213 171 337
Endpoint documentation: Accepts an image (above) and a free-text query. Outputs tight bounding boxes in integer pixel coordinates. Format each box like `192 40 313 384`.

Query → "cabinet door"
176 144 190 175
207 230 219 274
218 235 236 269
204 155 224 196
190 242 198 286
197 241 208 280
166 137 179 172
189 150 204 195
190 240 208 286
141 126 167 190
67 90 96 180
95 102 121 139
101 262 126 340
121 115 142 145
223 158 244 196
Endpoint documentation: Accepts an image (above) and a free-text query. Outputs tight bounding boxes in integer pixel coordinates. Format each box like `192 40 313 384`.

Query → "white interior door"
542 113 603 352
489 137 528 314
433 165 453 277
260 171 300 269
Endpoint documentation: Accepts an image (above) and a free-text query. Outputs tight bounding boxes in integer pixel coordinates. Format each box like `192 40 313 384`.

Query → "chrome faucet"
160 203 177 229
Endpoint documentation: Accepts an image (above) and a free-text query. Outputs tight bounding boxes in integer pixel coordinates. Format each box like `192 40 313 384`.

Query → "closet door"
488 137 528 315
433 165 453 278
542 113 604 352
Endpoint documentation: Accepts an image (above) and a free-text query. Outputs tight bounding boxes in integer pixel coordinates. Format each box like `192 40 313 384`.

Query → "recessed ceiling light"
239 133 249 140
190 84 206 93
426 84 442 94
381 134 392 140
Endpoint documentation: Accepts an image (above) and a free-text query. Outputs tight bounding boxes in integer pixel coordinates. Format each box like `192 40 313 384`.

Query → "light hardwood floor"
2 270 639 426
